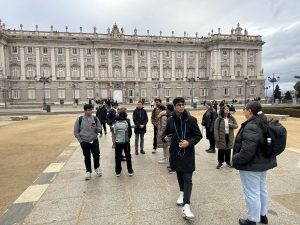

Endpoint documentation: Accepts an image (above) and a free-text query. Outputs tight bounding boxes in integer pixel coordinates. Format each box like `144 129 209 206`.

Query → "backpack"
79 116 98 128
263 119 287 157
114 120 129 144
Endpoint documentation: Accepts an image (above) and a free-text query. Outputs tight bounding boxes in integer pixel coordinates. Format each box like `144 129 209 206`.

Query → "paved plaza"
0 114 300 225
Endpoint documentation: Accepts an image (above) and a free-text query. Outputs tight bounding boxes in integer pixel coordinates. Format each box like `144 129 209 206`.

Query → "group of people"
74 99 278 225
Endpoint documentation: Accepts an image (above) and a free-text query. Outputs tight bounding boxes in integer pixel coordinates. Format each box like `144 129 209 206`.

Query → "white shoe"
85 172 91 180
95 168 102 177
128 172 134 177
116 174 121 177
177 191 184 205
182 204 195 220
158 158 168 164
152 149 156 154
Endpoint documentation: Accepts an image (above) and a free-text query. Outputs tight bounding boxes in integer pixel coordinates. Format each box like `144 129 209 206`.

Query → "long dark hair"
219 106 231 118
245 101 268 133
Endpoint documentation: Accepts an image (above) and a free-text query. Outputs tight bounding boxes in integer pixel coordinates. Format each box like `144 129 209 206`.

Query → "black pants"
115 142 133 174
80 139 100 173
100 121 107 133
218 134 231 164
153 126 157 149
177 172 193 205
207 131 215 150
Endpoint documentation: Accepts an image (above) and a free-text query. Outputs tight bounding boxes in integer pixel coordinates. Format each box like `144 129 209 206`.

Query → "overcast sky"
1 0 299 93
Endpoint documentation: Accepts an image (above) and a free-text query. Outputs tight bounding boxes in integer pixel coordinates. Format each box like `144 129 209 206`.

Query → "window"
153 89 158 97
87 49 92 55
42 68 50 77
114 69 121 78
128 89 134 97
58 48 63 55
86 68 93 78
28 89 35 99
72 68 80 78
140 51 145 57
140 69 147 79
200 52 205 58
165 51 170 57
127 69 134 78
176 70 183 79
188 52 194 58
11 67 20 77
27 47 33 54
237 87 242 96
177 88 183 97
12 89 20 99
57 68 65 78
45 89 51 99
189 89 194 96
72 48 78 55
236 50 241 56
100 68 107 78
223 69 228 77
12 47 18 53
100 49 105 55
152 69 159 79
141 89 146 98
236 70 241 77
250 87 255 95
224 87 230 96
128 50 132 56
176 52 182 58
26 66 35 78
200 88 208 97
58 89 65 99
74 89 80 99
87 89 94 98
223 50 227 56
43 47 48 54
249 50 254 56
152 51 158 58
165 89 171 97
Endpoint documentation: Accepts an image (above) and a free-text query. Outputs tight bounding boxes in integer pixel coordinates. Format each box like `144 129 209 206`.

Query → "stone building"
0 20 265 105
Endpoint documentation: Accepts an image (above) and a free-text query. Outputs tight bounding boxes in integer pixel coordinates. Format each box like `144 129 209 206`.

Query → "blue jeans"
239 171 269 222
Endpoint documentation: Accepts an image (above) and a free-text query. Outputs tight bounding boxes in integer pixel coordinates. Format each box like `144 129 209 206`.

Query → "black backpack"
263 119 287 157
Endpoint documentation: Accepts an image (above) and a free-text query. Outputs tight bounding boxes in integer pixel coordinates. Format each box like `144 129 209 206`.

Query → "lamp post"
70 82 79 105
264 85 270 103
268 73 280 104
35 75 52 110
186 77 200 107
244 77 248 106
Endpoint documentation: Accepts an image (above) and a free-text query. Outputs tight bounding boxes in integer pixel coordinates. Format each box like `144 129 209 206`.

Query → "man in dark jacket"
107 103 118 148
96 100 107 135
133 101 148 155
163 97 202 220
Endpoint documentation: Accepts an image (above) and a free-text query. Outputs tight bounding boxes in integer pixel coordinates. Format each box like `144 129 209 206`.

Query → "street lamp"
70 82 79 105
244 77 248 106
186 77 199 107
35 75 52 110
264 85 270 103
268 73 280 104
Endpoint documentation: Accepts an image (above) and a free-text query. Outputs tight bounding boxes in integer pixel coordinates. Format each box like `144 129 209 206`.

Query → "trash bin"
46 105 51 112
193 102 197 108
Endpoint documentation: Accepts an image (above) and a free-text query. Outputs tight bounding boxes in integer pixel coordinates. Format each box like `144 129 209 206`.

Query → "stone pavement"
1 116 300 225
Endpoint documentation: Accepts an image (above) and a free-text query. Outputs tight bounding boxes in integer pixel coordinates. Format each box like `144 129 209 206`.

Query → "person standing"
151 98 162 153
214 106 238 169
232 101 277 225
133 101 148 155
96 100 107 135
163 97 202 220
74 104 102 180
201 101 218 153
150 100 155 108
156 105 168 163
114 110 134 177
107 102 118 148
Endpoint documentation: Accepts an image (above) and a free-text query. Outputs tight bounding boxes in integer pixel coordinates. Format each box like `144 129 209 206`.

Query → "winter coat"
164 110 202 173
133 107 148 134
201 109 218 139
151 107 160 127
232 115 277 171
96 106 107 122
157 111 168 148
107 108 117 125
214 115 238 150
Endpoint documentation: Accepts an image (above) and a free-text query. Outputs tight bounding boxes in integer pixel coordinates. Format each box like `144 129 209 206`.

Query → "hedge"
263 107 300 118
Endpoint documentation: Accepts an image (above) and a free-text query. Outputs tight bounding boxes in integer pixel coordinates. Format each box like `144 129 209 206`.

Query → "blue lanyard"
174 121 187 141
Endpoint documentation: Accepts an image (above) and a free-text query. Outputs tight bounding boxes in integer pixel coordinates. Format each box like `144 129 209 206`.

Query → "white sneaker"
128 172 134 177
116 174 121 177
158 158 168 164
182 204 195 220
152 149 157 154
85 172 91 180
177 191 184 205
95 168 102 177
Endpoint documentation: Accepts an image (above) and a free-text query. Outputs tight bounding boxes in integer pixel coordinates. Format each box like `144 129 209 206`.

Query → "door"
113 90 123 103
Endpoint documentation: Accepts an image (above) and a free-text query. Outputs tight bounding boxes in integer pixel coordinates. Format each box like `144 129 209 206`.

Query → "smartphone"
91 123 96 127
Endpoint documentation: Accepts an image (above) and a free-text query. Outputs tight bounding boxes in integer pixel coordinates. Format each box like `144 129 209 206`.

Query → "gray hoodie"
74 115 102 143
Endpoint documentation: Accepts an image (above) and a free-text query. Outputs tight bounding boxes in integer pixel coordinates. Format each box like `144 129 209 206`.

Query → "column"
195 51 199 79
134 50 139 80
121 49 125 78
20 47 25 80
147 50 151 81
210 50 214 78
50 47 56 80
0 44 5 76
183 51 187 80
171 51 175 81
217 49 221 78
243 49 248 77
256 49 262 77
230 49 235 79
80 48 85 81
159 51 163 81
94 48 99 78
66 48 70 80
35 47 41 79
108 49 112 78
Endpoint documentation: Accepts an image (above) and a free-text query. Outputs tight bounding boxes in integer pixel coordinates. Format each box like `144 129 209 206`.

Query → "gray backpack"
114 120 129 144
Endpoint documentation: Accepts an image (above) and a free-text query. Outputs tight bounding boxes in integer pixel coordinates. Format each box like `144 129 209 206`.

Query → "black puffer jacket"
96 106 107 122
232 115 277 171
164 110 202 173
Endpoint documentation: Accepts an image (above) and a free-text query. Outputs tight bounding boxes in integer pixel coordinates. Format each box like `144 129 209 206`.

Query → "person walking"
214 106 238 169
163 97 202 220
201 101 218 153
96 100 107 135
151 98 162 153
114 110 134 177
232 101 277 225
107 102 118 148
133 101 148 155
74 104 102 180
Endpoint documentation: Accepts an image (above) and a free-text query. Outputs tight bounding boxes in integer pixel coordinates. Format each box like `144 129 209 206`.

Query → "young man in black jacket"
96 100 107 135
163 97 202 220
133 101 148 155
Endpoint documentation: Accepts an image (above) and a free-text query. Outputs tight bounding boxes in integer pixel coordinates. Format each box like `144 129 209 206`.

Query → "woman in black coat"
232 101 277 225
163 97 202 220
201 101 218 153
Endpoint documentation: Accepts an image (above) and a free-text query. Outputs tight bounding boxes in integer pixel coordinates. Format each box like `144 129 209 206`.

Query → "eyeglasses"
176 103 185 107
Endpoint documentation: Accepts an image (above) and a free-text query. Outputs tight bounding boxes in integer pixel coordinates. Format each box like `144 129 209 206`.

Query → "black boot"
260 215 268 224
239 219 256 225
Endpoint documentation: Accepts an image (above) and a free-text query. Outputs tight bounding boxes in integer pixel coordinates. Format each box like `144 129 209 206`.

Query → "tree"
284 91 292 100
294 81 300 98
274 84 281 100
